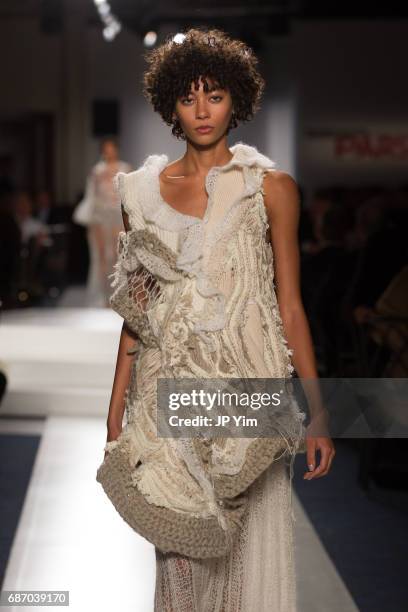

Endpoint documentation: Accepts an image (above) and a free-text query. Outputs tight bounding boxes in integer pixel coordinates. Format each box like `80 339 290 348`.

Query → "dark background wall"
0 1 407 205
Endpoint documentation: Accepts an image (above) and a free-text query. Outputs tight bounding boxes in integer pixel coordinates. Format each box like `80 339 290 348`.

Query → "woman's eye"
181 95 223 104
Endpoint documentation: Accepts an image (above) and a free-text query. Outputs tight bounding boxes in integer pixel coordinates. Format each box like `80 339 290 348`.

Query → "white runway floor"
0 306 359 611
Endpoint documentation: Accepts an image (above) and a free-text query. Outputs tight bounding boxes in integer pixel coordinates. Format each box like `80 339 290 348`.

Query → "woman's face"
173 76 233 143
102 141 118 162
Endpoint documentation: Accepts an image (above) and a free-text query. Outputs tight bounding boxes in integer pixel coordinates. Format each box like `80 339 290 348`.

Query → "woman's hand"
104 420 122 460
303 432 335 480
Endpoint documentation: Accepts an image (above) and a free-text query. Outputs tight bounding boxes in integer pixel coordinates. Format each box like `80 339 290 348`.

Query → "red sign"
335 134 408 160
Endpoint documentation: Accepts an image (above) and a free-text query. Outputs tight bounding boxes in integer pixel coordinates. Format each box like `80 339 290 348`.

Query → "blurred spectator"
10 191 50 305
369 265 408 377
345 194 385 251
13 190 48 245
34 189 54 224
301 203 354 374
301 187 333 254
346 195 407 313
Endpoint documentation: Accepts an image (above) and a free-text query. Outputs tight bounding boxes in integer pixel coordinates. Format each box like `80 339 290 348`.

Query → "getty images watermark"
155 377 408 439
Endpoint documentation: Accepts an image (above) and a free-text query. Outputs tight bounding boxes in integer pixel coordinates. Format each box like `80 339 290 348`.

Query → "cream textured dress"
96 141 307 611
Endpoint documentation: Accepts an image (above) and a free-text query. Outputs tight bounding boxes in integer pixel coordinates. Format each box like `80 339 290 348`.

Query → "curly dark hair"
142 27 265 140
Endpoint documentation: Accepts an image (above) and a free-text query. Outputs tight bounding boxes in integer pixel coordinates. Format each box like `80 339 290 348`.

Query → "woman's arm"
263 171 317 378
104 206 139 456
263 170 335 480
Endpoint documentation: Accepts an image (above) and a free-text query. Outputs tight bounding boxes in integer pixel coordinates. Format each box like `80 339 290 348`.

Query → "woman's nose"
196 102 210 119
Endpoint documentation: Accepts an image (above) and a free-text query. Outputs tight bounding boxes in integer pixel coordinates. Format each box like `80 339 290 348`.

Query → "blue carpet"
294 439 408 612
1 432 407 610
0 434 41 590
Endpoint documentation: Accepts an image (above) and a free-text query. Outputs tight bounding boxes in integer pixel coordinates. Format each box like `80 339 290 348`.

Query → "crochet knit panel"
109 227 185 348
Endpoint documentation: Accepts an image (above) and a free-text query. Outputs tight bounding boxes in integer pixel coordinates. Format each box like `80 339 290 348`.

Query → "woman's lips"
196 126 214 133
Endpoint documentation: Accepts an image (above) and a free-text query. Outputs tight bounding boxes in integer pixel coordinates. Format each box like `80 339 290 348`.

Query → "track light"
143 31 157 48
172 33 186 44
93 0 121 41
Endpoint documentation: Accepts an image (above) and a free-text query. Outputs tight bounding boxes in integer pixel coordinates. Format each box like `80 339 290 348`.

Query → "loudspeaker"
92 99 120 136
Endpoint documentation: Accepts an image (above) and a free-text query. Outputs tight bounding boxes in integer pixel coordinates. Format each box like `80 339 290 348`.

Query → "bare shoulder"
262 169 301 219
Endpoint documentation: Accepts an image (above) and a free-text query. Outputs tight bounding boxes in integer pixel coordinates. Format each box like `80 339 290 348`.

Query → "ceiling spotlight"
173 33 186 44
143 31 157 48
97 3 111 18
93 0 121 41
103 22 121 41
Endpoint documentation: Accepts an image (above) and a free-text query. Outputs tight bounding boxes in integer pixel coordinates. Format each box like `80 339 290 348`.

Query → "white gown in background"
79 159 132 307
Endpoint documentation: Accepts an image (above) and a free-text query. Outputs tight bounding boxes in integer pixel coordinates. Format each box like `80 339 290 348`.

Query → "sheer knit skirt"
154 456 297 612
